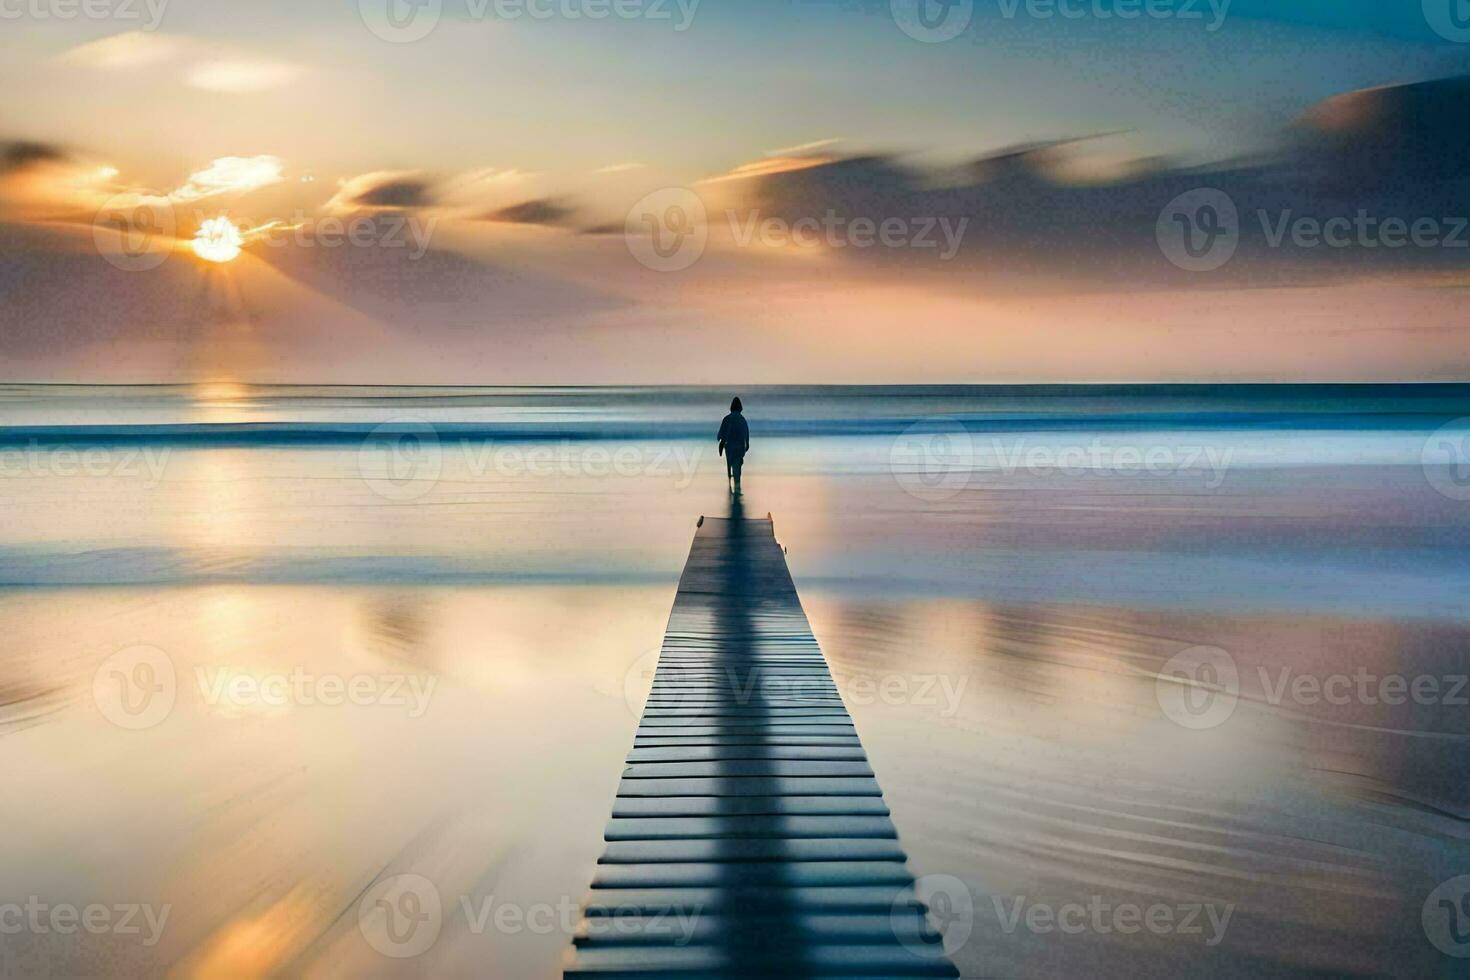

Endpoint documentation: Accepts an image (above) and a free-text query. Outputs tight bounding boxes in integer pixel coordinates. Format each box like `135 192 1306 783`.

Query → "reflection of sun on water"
191 379 254 423
193 379 249 406
193 216 244 263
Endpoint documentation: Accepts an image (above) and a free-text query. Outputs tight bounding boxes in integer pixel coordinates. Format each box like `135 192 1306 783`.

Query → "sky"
2 0 1470 382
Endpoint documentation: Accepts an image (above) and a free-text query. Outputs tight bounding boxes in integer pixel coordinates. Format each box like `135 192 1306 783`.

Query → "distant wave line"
0 412 1461 446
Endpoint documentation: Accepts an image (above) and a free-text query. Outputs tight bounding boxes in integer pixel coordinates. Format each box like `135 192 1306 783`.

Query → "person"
717 397 750 493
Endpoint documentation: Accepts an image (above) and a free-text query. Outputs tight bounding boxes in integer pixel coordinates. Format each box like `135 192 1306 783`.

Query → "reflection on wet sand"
811 596 1470 978
0 585 670 978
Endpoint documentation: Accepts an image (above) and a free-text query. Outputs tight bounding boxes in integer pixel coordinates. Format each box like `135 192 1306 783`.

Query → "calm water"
2 385 1469 978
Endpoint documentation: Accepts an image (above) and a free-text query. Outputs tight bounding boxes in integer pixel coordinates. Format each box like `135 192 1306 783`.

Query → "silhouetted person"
717 397 750 493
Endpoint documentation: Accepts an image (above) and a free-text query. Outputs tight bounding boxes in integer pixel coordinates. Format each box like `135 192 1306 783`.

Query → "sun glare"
192 216 244 263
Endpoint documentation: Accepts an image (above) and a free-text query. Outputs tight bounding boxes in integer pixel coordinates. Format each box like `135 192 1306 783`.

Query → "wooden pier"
565 510 959 977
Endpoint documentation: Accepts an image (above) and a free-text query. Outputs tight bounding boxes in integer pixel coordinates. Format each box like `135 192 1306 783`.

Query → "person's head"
730 397 743 413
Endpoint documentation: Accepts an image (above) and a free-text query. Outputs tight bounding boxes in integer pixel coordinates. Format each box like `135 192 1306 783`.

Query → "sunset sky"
3 0 1470 382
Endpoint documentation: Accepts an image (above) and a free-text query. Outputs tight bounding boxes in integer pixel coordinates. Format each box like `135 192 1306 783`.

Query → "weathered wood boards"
564 515 958 978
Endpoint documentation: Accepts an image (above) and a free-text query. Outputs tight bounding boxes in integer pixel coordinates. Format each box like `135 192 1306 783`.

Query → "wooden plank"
603 816 898 841
578 885 926 916
609 797 892 819
565 515 957 978
599 839 908 864
565 946 958 978
620 761 875 779
625 747 870 763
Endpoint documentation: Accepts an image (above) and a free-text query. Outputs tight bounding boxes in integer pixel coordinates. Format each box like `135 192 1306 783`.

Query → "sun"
192 216 244 263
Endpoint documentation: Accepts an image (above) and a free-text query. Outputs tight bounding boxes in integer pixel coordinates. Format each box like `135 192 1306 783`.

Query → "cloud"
325 172 436 214
59 31 300 93
436 167 535 214
0 142 67 176
0 140 124 220
1295 74 1470 184
592 162 646 175
0 144 282 224
765 138 843 157
185 60 300 94
59 31 184 70
171 156 285 201
480 197 578 227
719 73 1470 290
701 153 841 185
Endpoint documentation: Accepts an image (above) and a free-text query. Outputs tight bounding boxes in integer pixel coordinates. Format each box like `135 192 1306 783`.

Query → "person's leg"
731 455 743 491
